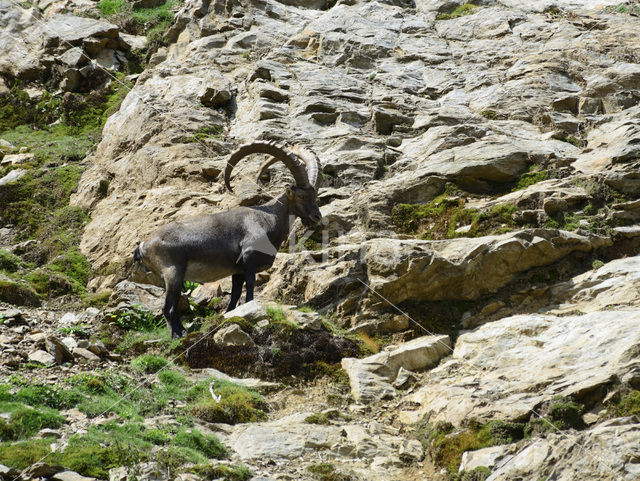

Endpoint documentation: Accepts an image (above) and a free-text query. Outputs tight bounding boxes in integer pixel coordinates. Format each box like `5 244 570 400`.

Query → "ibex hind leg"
226 274 244 312
162 267 187 339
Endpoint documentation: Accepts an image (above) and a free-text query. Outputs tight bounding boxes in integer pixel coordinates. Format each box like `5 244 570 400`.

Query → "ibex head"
224 141 323 227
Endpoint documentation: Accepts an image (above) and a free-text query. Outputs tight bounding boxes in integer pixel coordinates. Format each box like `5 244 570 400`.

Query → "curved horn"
290 145 321 189
224 141 309 192
256 145 322 189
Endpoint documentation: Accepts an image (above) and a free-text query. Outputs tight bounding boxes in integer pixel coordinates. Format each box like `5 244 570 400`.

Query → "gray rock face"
0 1 125 87
486 418 640 481
263 229 609 315
402 308 640 425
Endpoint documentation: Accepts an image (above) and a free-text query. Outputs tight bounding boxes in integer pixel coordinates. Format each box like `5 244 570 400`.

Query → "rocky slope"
2 0 640 480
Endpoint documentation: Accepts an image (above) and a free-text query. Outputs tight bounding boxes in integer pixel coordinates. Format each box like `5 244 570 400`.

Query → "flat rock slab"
342 335 451 403
403 309 640 425
229 422 343 460
43 14 119 44
224 300 268 322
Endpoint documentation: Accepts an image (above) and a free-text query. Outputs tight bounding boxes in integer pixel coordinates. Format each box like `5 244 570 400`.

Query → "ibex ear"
285 187 294 200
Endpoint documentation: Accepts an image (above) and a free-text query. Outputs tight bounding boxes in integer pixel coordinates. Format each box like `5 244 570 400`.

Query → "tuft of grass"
180 125 223 144
451 466 491 481
0 250 24 273
307 463 352 481
592 259 605 270
612 390 640 417
0 279 41 306
131 354 169 374
512 168 549 191
171 427 227 459
436 3 479 21
0 402 65 441
98 0 181 44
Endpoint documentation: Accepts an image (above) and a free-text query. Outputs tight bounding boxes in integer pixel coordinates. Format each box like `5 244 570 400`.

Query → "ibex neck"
258 191 294 250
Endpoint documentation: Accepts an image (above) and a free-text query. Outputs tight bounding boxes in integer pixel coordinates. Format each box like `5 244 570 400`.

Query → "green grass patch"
98 0 181 43
190 464 252 481
0 279 41 306
612 390 640 417
180 124 223 144
416 418 526 475
131 354 169 374
512 168 549 191
0 438 53 469
114 327 175 354
391 196 517 240
307 463 352 481
171 427 227 459
0 402 65 441
451 466 491 481
0 249 24 273
189 379 268 425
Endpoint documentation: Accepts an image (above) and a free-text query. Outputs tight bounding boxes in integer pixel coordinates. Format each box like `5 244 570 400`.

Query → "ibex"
133 141 322 338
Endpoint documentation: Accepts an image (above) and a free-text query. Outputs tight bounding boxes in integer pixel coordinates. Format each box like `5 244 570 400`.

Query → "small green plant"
108 305 163 331
512 168 549 191
451 466 491 481
612 390 640 417
0 279 41 306
562 135 586 148
480 110 497 120
305 410 348 425
84 290 111 307
592 259 605 270
436 3 479 20
0 403 65 441
242 50 251 59
190 464 253 481
171 427 227 459
57 324 90 338
183 281 200 295
266 305 286 322
307 463 352 481
0 438 53 469
181 125 223 143
0 249 23 273
392 196 518 240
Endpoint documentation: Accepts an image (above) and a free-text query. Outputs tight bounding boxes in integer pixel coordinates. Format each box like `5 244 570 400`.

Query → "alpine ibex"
133 141 322 338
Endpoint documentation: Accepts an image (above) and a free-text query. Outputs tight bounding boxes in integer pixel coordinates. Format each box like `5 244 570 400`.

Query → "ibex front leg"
162 266 187 339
